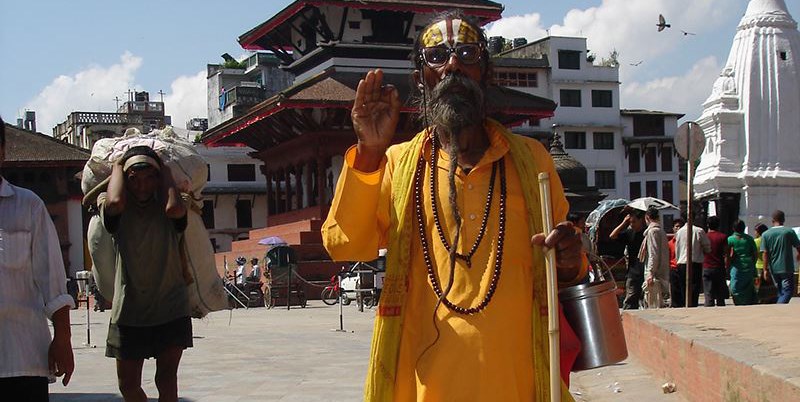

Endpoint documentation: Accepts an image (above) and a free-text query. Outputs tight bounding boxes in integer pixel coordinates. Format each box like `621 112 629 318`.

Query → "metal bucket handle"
584 249 619 291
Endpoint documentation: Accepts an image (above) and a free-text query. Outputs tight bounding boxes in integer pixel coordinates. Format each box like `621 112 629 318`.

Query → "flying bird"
629 61 644 66
681 30 696 36
657 14 671 32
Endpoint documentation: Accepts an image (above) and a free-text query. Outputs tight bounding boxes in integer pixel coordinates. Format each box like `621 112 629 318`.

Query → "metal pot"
559 279 628 371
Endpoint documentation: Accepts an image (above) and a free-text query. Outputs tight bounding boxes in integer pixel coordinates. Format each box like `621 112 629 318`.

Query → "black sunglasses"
421 43 483 67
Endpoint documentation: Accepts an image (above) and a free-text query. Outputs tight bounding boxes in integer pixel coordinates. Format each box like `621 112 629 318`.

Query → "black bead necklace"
429 136 498 268
413 137 507 315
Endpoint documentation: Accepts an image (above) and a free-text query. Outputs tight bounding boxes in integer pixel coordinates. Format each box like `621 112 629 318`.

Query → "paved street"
52 302 684 401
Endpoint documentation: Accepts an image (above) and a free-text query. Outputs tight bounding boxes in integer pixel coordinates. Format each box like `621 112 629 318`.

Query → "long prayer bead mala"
429 136 498 268
413 137 507 315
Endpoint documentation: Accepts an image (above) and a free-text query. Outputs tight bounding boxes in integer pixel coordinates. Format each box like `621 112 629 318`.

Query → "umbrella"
627 197 678 211
258 236 287 246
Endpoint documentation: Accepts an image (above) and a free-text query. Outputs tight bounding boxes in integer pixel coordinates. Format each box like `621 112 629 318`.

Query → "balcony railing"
54 112 143 137
220 85 266 110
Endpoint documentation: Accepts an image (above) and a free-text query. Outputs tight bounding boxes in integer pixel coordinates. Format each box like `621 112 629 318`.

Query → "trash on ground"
662 382 677 393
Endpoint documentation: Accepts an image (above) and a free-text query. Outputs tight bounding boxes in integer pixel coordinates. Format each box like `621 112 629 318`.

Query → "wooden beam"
311 7 335 42
337 7 349 41
262 43 293 64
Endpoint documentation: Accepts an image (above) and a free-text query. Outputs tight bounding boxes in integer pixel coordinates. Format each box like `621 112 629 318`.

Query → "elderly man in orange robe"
323 12 585 401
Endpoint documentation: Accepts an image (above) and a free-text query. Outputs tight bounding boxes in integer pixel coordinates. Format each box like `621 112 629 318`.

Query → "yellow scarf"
365 119 572 401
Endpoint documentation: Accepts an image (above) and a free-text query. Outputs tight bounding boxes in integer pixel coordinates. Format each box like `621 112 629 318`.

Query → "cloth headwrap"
422 18 481 48
123 155 160 172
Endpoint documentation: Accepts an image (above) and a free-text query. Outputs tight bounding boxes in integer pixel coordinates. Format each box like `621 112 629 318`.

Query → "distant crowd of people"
585 207 800 310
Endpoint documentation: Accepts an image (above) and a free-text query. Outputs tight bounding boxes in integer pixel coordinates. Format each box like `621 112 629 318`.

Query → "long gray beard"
423 73 486 143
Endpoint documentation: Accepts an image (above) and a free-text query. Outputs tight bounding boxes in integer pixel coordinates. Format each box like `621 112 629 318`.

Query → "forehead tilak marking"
421 18 479 48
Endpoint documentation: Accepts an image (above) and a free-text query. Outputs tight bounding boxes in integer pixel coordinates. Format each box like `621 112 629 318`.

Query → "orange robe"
323 123 579 401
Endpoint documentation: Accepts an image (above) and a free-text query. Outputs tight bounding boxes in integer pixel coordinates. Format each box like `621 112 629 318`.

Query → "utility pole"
113 96 122 109
158 89 166 102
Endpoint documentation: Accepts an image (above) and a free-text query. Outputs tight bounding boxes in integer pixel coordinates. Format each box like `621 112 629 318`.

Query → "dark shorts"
106 316 193 360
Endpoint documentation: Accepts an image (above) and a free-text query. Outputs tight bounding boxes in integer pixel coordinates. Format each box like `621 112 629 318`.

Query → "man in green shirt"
760 210 800 304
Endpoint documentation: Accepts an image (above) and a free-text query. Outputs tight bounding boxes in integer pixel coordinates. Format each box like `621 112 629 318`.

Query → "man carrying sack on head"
322 11 587 401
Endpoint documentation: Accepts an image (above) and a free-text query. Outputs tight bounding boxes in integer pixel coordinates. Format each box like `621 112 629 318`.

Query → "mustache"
423 73 486 137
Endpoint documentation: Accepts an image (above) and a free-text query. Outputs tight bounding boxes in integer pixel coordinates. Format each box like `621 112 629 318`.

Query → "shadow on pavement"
52 395 195 402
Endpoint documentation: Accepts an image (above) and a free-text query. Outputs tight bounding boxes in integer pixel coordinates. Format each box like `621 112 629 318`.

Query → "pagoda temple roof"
4 123 89 167
200 68 556 150
239 0 504 51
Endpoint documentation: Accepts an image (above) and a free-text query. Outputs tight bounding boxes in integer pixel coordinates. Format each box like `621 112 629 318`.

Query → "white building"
207 53 293 129
199 144 268 252
173 127 269 252
496 37 682 217
694 0 800 228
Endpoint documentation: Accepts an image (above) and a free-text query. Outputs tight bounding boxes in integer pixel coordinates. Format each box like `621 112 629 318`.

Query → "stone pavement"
52 302 683 401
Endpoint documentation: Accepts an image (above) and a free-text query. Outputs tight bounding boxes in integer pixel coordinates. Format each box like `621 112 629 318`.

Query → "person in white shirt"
0 117 75 399
673 218 711 307
235 256 247 285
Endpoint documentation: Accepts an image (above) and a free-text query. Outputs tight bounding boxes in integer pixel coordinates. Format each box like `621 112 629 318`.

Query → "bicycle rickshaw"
264 245 307 308
586 199 631 307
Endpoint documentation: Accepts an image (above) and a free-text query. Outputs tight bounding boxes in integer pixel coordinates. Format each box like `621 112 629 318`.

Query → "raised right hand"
351 69 401 171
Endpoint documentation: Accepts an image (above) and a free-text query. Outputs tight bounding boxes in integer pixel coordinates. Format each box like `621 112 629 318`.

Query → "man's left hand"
531 221 585 282
48 333 74 386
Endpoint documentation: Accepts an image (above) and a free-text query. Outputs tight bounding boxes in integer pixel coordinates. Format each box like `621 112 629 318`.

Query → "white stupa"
694 0 800 226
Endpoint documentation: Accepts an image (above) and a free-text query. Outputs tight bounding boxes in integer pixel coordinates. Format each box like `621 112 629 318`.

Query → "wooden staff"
538 172 560 402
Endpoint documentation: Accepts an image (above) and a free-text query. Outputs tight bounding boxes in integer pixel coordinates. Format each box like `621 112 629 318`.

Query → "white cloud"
487 1 737 81
621 56 722 120
25 52 142 134
163 70 207 129
485 13 548 42
548 0 734 77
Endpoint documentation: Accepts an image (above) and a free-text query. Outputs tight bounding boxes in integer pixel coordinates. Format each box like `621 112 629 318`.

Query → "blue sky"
1 0 798 133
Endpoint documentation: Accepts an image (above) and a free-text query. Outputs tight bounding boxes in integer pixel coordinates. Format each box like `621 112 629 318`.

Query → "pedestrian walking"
760 210 800 304
674 217 710 307
610 209 646 309
668 218 685 307
703 216 728 306
0 117 75 400
638 208 670 309
726 219 758 305
98 145 191 401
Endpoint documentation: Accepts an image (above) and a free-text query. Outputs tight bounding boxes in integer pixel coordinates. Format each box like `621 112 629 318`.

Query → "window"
207 164 211 182
558 50 581 70
591 90 613 107
661 147 673 172
236 200 252 229
594 170 616 189
662 181 674 204
780 51 787 61
202 200 215 229
362 10 408 43
227 164 256 182
646 181 658 197
593 132 614 150
629 148 641 173
632 115 666 136
348 21 361 29
645 147 657 172
630 182 641 199
560 89 582 107
564 131 586 149
494 70 538 87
